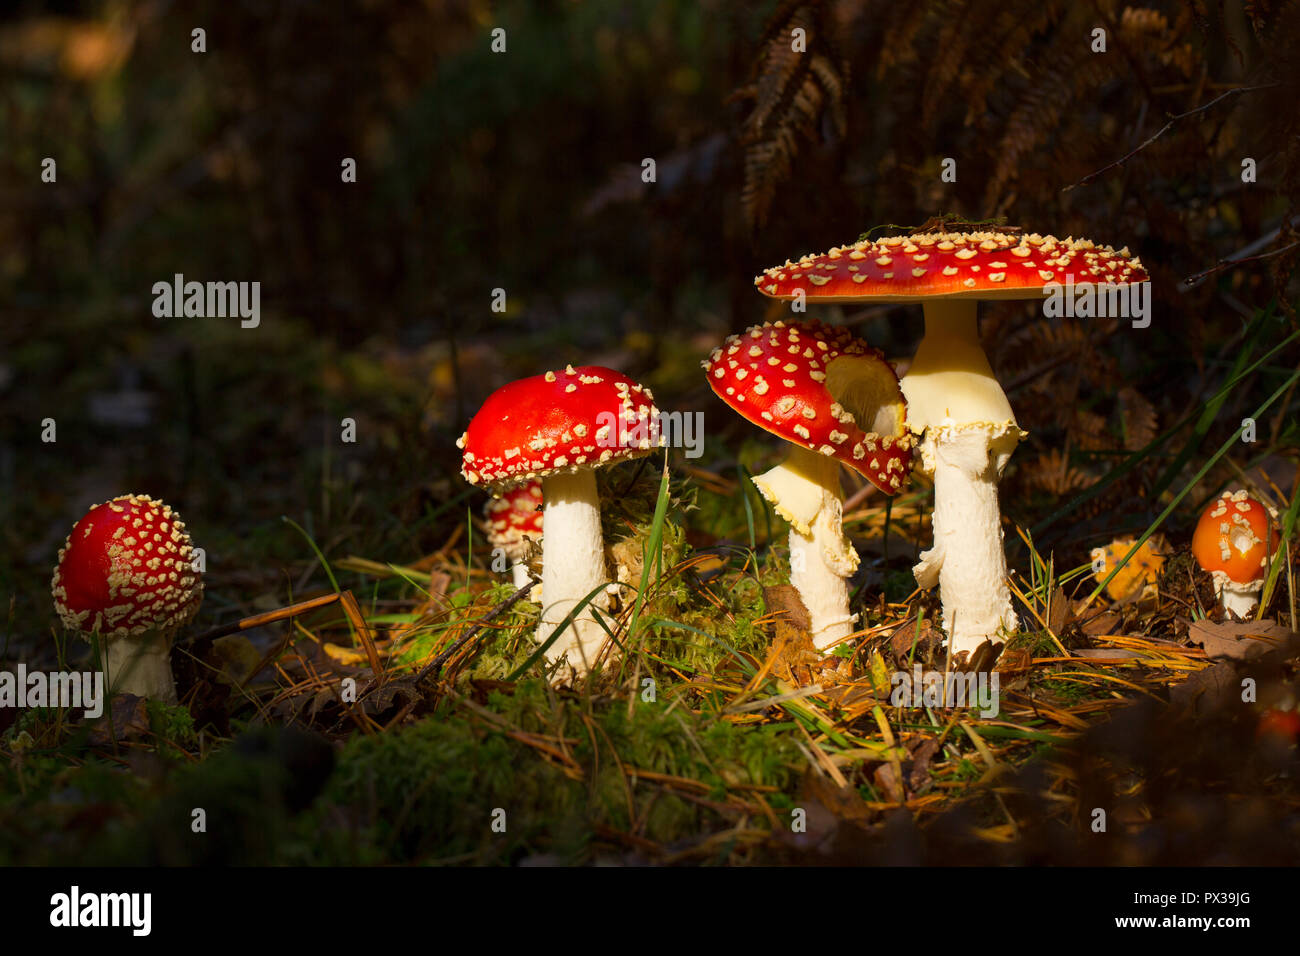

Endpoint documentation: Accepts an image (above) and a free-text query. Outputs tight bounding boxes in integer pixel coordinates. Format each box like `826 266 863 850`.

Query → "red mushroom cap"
459 365 662 488
755 230 1148 303
1257 708 1300 743
1192 490 1273 585
51 494 203 639
703 320 912 493
484 481 543 550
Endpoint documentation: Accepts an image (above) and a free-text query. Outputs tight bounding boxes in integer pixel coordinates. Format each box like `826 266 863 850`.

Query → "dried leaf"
904 736 942 793
1168 661 1240 715
872 761 906 803
322 641 369 666
865 650 893 697
87 694 150 745
211 634 263 685
1187 619 1299 661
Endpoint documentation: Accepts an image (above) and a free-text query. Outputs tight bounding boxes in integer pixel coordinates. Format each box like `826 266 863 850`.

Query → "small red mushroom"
755 230 1149 655
51 494 203 702
459 365 662 674
1192 490 1275 619
1256 708 1300 744
484 481 543 591
704 319 911 648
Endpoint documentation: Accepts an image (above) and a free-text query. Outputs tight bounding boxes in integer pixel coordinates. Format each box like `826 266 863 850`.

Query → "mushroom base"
1213 571 1263 620
754 446 859 650
788 521 857 650
101 630 178 703
538 468 612 675
912 424 1021 657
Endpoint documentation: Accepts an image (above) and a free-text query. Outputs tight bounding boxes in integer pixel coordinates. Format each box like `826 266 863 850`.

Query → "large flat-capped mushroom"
704 319 912 648
756 230 1149 656
483 481 543 591
459 365 662 675
51 494 203 702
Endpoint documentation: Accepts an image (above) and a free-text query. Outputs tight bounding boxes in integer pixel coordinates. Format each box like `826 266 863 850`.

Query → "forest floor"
4 399 1298 864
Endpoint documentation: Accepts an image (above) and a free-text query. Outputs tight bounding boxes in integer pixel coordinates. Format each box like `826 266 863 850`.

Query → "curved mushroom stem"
754 445 859 649
538 468 610 674
902 300 1023 657
101 630 178 703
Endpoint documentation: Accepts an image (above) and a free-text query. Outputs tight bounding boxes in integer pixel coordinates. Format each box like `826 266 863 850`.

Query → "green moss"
294 680 803 864
1008 628 1059 658
145 699 198 750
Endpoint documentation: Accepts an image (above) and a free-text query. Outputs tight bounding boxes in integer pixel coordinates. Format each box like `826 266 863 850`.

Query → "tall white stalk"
538 469 611 673
902 300 1023 656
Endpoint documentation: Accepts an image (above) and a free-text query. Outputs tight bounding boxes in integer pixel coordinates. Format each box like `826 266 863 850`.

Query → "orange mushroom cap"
1191 490 1272 585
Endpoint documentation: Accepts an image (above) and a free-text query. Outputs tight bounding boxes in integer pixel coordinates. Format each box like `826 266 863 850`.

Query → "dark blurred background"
2 0 1297 661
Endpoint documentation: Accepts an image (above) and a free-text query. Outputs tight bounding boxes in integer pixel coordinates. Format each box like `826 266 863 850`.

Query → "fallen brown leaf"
87 694 151 745
1187 619 1299 662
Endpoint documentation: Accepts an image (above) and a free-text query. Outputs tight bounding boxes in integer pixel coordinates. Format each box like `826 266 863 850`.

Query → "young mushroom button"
50 494 203 702
1192 490 1274 620
459 365 662 676
756 230 1150 657
704 319 912 649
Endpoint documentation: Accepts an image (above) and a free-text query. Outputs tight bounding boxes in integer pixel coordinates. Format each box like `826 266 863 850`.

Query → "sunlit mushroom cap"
459 365 662 489
1192 490 1273 586
702 319 912 493
754 230 1148 303
51 494 203 639
484 481 543 550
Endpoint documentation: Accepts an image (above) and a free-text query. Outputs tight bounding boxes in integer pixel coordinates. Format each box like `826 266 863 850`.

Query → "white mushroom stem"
537 468 611 674
911 425 1019 654
1212 571 1263 620
509 555 532 591
901 299 1023 656
754 445 859 649
101 630 178 703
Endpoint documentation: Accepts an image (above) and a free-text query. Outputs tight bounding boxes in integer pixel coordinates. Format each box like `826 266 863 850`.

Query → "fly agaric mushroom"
484 481 543 591
755 229 1148 656
459 365 662 674
1257 708 1300 744
1192 490 1274 619
50 494 203 702
704 320 912 648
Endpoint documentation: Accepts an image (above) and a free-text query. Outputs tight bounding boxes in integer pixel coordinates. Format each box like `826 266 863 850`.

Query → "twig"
414 579 537 684
1062 85 1276 192
181 592 342 644
1182 239 1300 290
